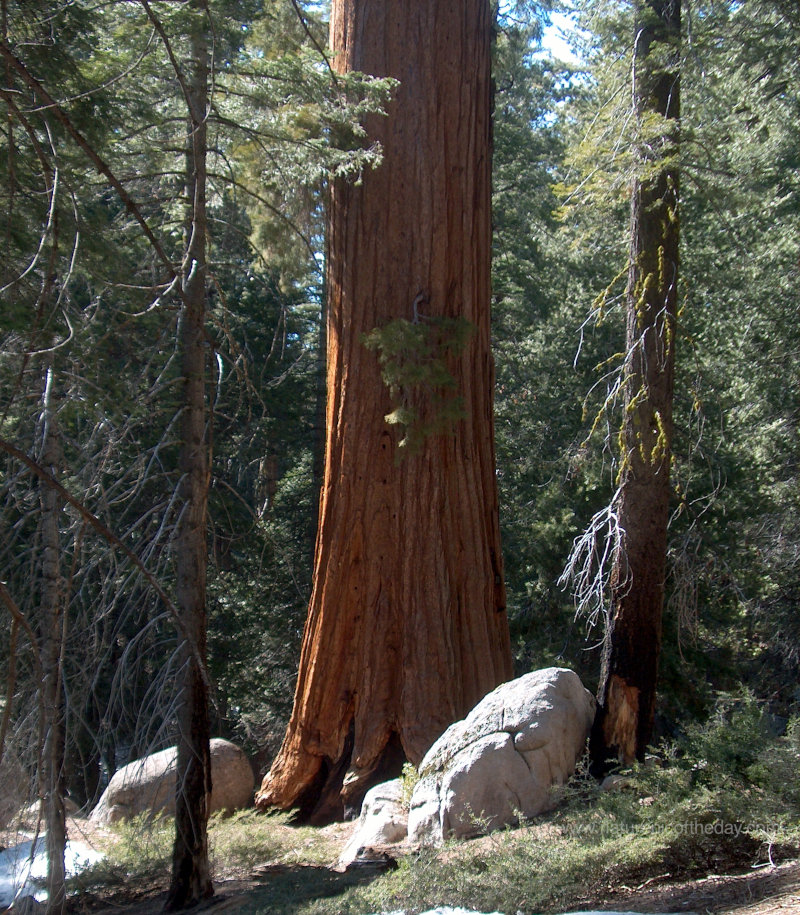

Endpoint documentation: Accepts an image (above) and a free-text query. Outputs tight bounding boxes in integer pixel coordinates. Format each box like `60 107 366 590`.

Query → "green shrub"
398 761 419 807
681 691 772 783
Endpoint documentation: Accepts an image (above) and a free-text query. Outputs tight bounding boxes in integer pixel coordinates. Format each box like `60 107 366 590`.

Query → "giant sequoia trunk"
591 0 681 772
257 0 513 822
165 16 213 910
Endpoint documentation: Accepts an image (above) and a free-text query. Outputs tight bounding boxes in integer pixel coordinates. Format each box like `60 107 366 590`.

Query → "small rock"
337 779 408 869
600 774 631 792
341 847 399 873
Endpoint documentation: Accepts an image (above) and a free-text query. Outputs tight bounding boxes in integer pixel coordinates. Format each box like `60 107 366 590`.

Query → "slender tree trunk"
165 15 213 910
591 0 681 772
257 0 513 822
38 364 67 915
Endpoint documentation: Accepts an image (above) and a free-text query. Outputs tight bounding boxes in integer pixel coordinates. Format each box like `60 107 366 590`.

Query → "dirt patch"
584 859 800 915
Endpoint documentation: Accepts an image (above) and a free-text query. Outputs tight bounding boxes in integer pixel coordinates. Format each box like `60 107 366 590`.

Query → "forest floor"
75 858 800 915
47 814 800 915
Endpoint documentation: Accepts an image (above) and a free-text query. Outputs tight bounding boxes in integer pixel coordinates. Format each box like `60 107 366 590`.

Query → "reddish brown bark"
591 0 681 772
256 0 513 821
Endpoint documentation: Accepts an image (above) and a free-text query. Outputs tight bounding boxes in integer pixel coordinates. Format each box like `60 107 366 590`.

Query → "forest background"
0 0 798 885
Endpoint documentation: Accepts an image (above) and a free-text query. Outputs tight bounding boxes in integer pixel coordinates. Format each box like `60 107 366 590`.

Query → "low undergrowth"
69 809 346 906
72 695 799 914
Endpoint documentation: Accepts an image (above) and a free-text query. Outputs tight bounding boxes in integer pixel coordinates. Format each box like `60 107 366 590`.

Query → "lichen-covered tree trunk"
591 0 681 772
165 15 213 910
257 0 513 822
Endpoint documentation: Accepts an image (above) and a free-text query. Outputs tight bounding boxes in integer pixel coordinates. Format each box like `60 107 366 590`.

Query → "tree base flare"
256 729 407 823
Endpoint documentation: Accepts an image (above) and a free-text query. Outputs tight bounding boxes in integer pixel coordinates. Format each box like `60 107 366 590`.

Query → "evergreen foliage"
362 315 474 457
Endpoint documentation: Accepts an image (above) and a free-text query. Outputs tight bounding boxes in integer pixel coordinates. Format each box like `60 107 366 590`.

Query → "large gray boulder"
90 738 254 825
408 667 595 845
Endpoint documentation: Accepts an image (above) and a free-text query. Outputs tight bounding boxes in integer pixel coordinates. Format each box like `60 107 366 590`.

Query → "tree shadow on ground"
226 861 389 914
72 861 389 914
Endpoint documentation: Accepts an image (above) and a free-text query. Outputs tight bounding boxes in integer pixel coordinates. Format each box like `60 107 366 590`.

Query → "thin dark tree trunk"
257 0 513 823
165 13 213 910
39 364 67 915
591 0 681 772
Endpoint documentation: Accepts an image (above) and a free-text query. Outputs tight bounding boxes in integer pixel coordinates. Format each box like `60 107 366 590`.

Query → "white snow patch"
0 836 104 907
376 910 684 915
375 909 504 915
